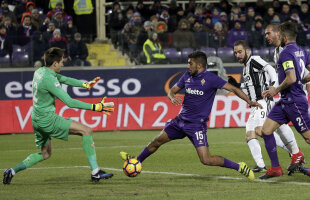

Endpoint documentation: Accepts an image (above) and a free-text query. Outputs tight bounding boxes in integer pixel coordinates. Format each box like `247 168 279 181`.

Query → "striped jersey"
242 56 277 101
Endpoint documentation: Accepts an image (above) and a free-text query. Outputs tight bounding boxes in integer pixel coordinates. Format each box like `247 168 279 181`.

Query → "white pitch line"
1 166 310 186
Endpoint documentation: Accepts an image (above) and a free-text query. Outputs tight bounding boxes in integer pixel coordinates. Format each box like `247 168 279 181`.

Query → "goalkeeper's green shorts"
32 113 72 149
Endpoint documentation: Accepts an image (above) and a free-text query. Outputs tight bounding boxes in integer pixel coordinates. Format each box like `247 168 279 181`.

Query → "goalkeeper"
3 47 114 184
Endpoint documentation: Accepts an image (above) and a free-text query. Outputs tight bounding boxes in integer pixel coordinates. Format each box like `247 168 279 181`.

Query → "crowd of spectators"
0 0 91 67
107 0 310 64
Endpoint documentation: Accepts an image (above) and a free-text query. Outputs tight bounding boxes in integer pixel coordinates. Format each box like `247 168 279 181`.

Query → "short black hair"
188 51 207 68
234 40 250 50
44 47 65 67
279 21 298 41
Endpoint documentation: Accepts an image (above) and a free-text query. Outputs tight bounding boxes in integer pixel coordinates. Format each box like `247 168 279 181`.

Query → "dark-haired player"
121 51 262 180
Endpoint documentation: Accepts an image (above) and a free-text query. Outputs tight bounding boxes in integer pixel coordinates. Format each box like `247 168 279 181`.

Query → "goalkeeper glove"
91 97 114 115
83 77 100 90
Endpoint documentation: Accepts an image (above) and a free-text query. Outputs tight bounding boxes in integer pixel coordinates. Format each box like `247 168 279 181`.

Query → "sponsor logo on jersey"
201 79 205 86
186 88 204 95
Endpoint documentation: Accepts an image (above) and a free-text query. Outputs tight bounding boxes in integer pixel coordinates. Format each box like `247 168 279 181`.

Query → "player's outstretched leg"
238 162 255 180
259 166 283 179
91 169 113 182
288 150 305 175
3 168 14 185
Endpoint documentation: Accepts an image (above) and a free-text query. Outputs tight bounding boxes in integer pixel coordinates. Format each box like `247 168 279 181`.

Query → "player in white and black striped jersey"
265 23 306 175
233 40 293 173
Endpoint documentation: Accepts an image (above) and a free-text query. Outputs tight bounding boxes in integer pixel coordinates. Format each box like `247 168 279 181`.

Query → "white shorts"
246 99 274 132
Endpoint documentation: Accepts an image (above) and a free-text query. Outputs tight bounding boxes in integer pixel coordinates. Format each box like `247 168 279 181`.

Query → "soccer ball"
123 158 142 177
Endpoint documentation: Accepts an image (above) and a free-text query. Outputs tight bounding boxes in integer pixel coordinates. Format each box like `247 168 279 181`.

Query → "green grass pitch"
1 128 310 200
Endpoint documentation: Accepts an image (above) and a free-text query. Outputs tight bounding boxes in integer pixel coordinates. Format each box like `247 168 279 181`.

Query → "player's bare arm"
168 84 182 106
222 83 262 109
262 69 296 98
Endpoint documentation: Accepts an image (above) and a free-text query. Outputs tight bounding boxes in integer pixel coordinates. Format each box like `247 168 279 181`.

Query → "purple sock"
137 147 153 163
222 158 239 170
262 134 280 167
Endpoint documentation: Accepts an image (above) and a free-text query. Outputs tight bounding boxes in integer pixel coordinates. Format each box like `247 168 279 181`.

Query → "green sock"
13 153 44 173
82 135 99 171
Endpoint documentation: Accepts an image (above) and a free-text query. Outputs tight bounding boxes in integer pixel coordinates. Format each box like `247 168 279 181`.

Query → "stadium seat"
200 47 216 56
12 52 29 67
217 47 235 62
255 48 270 61
13 45 23 53
164 48 181 64
181 48 194 61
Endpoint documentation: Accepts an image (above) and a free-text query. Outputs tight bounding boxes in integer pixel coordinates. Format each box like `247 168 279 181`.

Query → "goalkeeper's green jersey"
32 67 92 116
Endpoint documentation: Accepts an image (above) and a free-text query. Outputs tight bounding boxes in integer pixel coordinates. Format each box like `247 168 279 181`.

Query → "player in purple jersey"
260 22 310 179
120 51 262 180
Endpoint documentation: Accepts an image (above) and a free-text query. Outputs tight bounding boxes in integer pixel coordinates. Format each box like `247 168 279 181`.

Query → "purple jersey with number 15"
176 69 227 123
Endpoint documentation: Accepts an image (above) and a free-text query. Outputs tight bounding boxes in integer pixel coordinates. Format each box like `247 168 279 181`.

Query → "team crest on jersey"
55 82 60 88
201 79 205 86
185 78 191 83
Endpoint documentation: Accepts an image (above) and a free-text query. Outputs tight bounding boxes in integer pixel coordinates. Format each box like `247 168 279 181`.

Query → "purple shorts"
268 99 310 134
164 116 208 147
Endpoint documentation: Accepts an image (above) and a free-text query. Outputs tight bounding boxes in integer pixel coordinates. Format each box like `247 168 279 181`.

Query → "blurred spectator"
124 5 134 24
209 21 227 48
49 28 70 64
255 0 266 16
194 6 204 24
158 6 175 33
300 4 310 23
280 3 291 22
184 0 196 16
219 0 232 15
1 0 17 26
173 19 196 50
142 32 166 64
2 17 17 43
49 0 64 10
137 20 153 52
51 10 64 28
203 16 213 32
229 5 240 29
238 2 247 13
175 6 184 25
13 0 27 23
43 22 55 43
192 20 208 48
40 16 51 32
207 54 228 94
69 32 91 66
263 7 275 26
303 24 310 46
136 0 150 21
246 7 255 31
248 19 265 48
31 9 43 30
290 9 301 24
149 0 164 16
21 1 36 23
272 0 282 13
289 0 300 11
239 12 247 30
186 12 196 29
271 13 281 23
227 20 248 47
0 25 12 63
30 30 47 66
219 12 229 32
211 7 221 25
168 0 178 18
150 15 159 27
60 16 77 43
155 21 171 49
47 2 67 20
108 1 126 49
121 12 143 61
16 14 37 46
